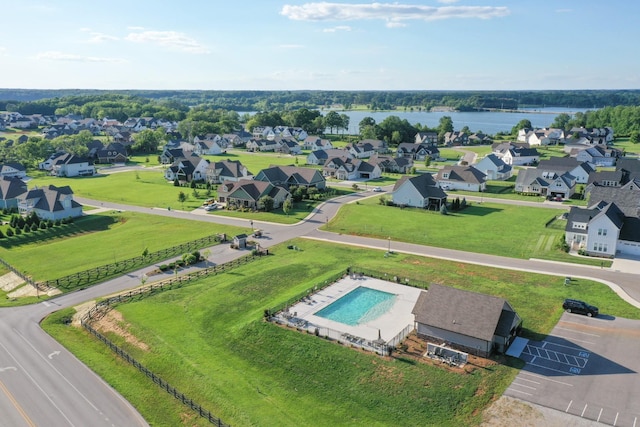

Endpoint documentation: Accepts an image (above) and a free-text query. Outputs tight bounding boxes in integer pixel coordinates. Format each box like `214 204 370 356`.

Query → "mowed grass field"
43 239 640 427
0 210 247 282
327 197 588 263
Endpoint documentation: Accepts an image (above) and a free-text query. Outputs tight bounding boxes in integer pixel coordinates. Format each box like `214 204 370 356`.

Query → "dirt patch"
92 309 150 351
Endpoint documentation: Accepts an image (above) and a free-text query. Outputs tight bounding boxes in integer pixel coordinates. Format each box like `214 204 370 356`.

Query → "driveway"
506 314 640 426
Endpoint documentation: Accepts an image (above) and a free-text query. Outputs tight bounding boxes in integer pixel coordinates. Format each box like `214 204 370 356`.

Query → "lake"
325 107 591 136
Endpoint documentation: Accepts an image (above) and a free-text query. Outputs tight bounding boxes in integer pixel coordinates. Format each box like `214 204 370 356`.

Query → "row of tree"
3 89 640 111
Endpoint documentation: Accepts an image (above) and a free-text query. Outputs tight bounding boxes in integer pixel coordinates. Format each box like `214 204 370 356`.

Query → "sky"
1 0 638 91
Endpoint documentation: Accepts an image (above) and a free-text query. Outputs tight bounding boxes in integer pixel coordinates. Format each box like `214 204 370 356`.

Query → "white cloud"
386 21 407 28
0 47 7 56
323 25 352 32
86 32 119 43
125 30 209 54
278 44 304 49
281 2 510 25
438 0 460 3
35 51 125 63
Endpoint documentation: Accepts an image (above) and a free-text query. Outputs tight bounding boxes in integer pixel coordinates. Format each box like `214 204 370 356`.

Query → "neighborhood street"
1 190 639 426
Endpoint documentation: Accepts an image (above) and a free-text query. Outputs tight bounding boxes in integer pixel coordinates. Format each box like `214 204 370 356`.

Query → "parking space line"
550 335 595 345
555 326 600 337
614 412 619 426
508 388 532 396
566 400 573 412
597 408 603 422
520 371 573 386
581 404 588 417
527 360 577 376
511 382 536 390
517 377 540 385
543 340 591 351
633 416 637 427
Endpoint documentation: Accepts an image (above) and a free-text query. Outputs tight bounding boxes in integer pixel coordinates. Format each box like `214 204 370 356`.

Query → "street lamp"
387 236 391 254
250 220 254 232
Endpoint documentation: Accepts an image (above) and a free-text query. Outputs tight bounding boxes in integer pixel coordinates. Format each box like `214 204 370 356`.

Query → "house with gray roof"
322 157 381 181
370 154 413 174
17 184 83 220
205 159 252 184
217 180 290 210
306 148 352 166
0 176 28 209
0 162 27 179
392 173 447 210
515 168 576 199
473 154 512 181
537 157 594 184
435 165 487 192
412 284 522 357
49 153 95 177
565 201 640 257
254 165 326 189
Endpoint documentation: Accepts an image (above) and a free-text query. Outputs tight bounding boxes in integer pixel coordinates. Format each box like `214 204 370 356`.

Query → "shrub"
14 227 21 235
31 223 39 232
159 264 169 271
5 228 13 237
40 222 47 230
0 230 4 238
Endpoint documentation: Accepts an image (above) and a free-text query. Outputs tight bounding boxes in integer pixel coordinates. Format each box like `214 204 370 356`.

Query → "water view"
327 107 591 136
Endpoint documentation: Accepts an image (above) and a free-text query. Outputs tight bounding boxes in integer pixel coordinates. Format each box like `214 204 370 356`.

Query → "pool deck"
286 276 423 343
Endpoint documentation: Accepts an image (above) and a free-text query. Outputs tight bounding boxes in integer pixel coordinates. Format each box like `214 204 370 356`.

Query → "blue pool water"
314 287 396 326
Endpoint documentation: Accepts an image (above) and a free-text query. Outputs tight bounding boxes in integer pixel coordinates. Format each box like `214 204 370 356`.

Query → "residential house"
587 180 640 218
346 141 376 159
537 157 595 184
415 131 438 145
467 132 493 145
49 153 95 177
435 165 487 192
0 176 28 209
193 138 225 156
164 153 209 182
303 136 333 151
205 159 252 184
391 173 447 210
255 165 326 189
160 148 188 164
565 201 640 257
275 137 302 155
221 133 244 147
322 157 381 181
96 142 128 164
0 162 27 179
217 180 290 210
412 284 522 357
396 143 440 161
306 149 351 166
514 168 576 198
523 128 564 146
246 138 278 152
17 184 83 220
568 127 614 144
572 145 622 167
443 131 469 146
473 154 512 181
501 145 540 166
251 126 276 140
370 154 413 174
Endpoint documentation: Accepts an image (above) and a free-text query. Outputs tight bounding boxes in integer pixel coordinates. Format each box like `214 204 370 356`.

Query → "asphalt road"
0 188 638 426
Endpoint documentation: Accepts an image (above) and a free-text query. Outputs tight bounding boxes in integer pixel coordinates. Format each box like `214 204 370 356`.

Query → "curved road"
1 189 638 426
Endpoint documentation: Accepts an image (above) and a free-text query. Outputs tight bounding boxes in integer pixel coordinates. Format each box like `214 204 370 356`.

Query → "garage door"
618 240 640 256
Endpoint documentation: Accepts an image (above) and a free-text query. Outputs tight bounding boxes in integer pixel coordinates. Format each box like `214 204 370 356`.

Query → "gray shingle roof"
412 284 515 342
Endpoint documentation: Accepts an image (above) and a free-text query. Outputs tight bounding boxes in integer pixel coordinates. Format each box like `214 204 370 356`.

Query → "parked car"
372 186 383 192
204 204 217 211
562 299 598 317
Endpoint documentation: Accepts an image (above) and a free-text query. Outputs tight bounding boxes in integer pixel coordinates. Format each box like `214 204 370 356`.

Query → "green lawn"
213 201 318 224
28 170 213 210
210 149 310 175
328 197 597 264
0 210 247 283
43 239 640 427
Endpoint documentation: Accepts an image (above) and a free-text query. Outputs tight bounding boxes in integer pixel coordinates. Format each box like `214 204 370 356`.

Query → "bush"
31 223 39 232
14 227 21 235
158 264 169 271
5 228 13 237
40 222 47 230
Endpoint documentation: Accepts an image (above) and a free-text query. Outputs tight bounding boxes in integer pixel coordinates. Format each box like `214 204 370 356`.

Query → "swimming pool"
314 286 396 326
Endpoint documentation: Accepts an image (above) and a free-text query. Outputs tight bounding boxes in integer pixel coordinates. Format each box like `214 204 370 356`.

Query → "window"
597 228 607 236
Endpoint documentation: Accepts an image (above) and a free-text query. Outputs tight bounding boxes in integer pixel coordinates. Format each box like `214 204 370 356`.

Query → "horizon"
1 1 639 91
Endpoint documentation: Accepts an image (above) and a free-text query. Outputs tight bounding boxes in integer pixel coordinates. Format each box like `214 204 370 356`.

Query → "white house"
0 162 27 179
50 153 95 177
0 176 28 209
322 157 381 180
537 158 595 184
473 154 512 181
515 169 576 198
303 136 333 151
193 139 225 156
501 146 540 166
164 153 209 182
565 202 634 257
17 185 83 220
392 173 447 210
435 165 487 192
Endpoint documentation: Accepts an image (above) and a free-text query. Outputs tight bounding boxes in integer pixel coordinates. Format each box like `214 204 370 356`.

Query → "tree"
339 113 350 135
511 119 532 135
358 117 376 134
550 113 571 130
132 128 163 153
324 111 342 134
437 116 454 143
282 197 293 215
177 191 188 209
257 195 274 211
630 130 640 144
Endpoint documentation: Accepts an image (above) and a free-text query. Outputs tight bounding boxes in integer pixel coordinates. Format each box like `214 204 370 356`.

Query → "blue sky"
1 0 638 90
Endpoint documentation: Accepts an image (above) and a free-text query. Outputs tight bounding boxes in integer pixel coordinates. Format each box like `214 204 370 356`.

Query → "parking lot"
506 314 640 426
